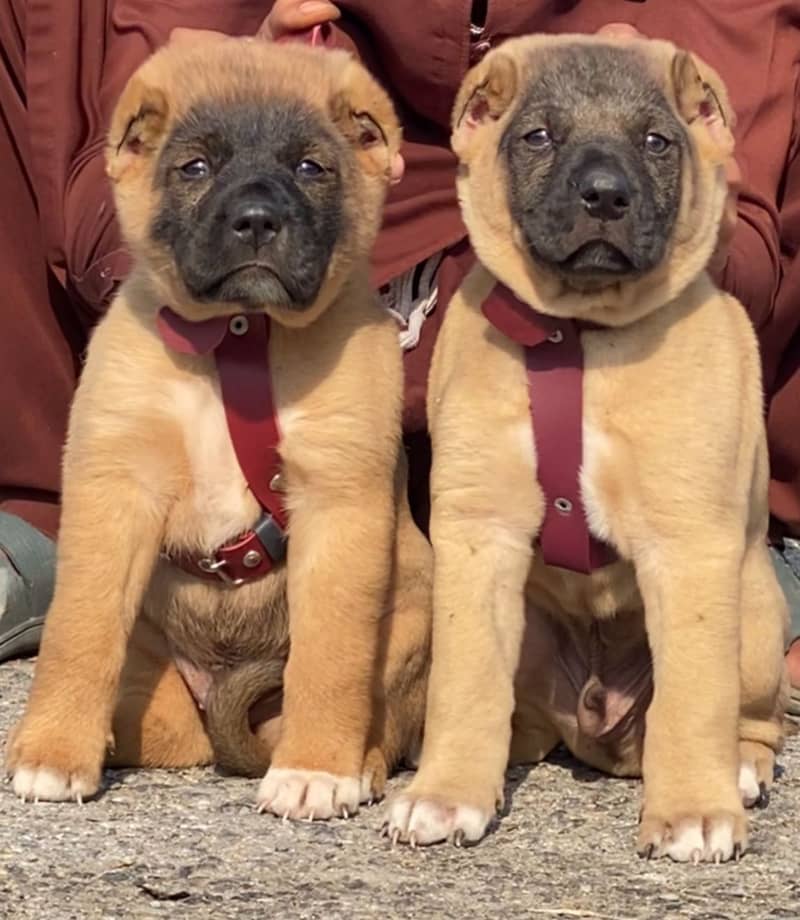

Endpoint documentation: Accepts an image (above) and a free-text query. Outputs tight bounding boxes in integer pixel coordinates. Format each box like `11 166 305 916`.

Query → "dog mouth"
197 263 294 309
558 241 635 278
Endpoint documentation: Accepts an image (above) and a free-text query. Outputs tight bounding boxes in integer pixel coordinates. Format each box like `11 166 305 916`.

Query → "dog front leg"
384 515 532 847
5 472 164 802
635 535 746 863
256 488 394 822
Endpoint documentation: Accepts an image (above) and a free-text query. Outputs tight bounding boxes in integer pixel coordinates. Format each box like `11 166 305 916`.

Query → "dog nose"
577 165 631 221
230 200 281 249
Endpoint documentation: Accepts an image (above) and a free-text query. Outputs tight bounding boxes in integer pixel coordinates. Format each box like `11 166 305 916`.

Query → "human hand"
169 1 340 48
258 0 341 41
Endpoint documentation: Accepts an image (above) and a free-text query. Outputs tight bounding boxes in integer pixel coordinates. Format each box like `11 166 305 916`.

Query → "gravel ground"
1 658 798 920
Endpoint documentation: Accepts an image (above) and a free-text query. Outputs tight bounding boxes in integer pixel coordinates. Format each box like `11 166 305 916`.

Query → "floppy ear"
329 58 402 182
671 51 735 155
106 76 170 183
451 50 518 159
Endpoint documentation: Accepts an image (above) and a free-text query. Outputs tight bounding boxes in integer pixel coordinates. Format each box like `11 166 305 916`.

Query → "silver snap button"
243 550 262 568
554 497 573 515
547 329 564 344
270 472 284 492
229 315 249 336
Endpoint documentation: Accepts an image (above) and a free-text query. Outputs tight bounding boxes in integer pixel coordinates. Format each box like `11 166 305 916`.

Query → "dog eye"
523 128 552 150
644 133 671 155
179 157 210 179
296 158 325 178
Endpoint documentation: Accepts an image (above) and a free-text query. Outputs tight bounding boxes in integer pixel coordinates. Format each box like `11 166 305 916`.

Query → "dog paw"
382 793 493 847
738 740 774 809
638 810 747 863
6 722 104 804
256 768 363 821
11 765 99 804
738 763 769 809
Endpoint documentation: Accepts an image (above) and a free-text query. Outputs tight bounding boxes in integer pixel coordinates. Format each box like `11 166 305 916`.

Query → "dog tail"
205 660 284 778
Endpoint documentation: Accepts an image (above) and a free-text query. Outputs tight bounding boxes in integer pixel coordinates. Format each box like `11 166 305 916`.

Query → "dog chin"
530 240 639 289
191 267 301 312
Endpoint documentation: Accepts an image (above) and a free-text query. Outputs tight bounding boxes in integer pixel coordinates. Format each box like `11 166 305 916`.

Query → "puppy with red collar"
6 38 431 820
385 35 787 862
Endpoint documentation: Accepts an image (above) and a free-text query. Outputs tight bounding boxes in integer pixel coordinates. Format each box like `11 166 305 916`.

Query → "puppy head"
452 35 734 325
107 39 400 326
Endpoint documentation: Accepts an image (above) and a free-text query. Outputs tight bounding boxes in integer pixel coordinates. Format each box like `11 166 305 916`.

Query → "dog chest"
166 375 259 552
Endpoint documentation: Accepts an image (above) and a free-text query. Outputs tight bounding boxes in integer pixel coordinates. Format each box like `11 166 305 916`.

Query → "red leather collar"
157 307 287 586
481 284 616 574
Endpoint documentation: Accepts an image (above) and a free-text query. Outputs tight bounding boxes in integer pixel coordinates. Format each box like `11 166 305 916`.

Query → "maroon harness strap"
157 308 287 587
481 283 616 575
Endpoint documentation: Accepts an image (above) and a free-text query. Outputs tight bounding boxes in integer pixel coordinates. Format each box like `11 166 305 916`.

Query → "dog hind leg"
108 617 213 769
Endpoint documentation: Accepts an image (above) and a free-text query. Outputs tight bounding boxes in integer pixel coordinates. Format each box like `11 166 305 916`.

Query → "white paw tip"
256 767 360 821
384 796 490 847
738 763 760 808
664 820 705 863
12 766 94 804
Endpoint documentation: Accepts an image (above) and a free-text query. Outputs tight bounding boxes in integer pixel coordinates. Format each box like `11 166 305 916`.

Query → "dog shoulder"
428 264 517 423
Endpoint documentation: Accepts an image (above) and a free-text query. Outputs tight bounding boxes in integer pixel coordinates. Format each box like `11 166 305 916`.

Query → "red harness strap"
481 284 616 575
157 308 287 587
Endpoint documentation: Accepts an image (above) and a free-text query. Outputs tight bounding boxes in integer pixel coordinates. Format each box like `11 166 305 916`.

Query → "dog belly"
143 563 290 674
513 601 651 776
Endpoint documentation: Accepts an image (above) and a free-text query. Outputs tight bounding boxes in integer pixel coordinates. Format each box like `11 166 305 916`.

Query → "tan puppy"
384 35 788 861
5 39 431 819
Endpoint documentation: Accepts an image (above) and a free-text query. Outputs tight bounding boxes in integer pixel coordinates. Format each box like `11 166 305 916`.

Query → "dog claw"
691 849 701 866
713 851 722 865
306 811 315 823
453 829 465 848
255 801 268 814
341 805 349 820
76 793 84 807
282 810 290 824
379 822 389 839
390 828 400 848
409 832 417 850
733 843 743 863
755 782 770 809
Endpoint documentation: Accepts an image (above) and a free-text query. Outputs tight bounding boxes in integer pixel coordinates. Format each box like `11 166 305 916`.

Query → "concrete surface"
1 657 797 920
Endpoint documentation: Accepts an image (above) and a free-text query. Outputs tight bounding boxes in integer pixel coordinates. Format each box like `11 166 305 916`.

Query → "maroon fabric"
482 285 615 574
215 315 287 533
156 309 229 355
157 308 287 586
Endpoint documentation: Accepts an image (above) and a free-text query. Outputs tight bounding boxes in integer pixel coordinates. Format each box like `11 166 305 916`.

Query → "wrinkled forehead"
150 42 342 126
514 44 677 129
161 95 341 160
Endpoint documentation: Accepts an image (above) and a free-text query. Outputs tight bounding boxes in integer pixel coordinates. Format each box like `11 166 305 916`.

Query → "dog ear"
329 58 402 182
106 77 170 182
451 50 518 159
671 51 735 154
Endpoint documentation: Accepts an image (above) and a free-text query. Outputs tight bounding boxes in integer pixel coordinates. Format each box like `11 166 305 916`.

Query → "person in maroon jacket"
1 0 798 711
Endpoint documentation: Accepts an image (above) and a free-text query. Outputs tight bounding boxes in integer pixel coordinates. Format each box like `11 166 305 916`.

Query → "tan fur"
5 40 431 814
388 35 788 859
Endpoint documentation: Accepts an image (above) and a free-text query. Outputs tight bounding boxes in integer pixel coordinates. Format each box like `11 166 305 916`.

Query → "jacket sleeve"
686 6 799 334
716 175 782 334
